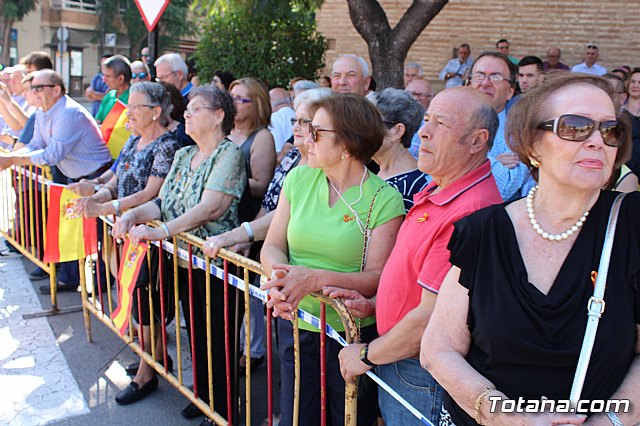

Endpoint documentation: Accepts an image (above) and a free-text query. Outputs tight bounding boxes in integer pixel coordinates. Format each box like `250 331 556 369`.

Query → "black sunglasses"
537 114 622 147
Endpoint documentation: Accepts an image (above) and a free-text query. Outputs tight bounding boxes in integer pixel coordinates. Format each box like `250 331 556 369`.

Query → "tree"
97 0 194 59
0 0 38 66
347 0 448 89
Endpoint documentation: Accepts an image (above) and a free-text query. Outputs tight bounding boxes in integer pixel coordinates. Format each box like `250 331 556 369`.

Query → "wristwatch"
359 344 377 368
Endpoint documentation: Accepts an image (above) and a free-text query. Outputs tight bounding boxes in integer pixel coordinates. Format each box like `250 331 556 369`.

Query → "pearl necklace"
526 185 589 242
329 166 368 235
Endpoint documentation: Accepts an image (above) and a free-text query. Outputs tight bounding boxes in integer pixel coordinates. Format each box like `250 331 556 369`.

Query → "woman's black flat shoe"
115 375 158 405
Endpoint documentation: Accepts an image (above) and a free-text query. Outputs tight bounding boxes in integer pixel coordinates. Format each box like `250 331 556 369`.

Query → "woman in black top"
421 73 640 426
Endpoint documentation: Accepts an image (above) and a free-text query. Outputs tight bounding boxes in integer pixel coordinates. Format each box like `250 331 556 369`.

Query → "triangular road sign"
134 0 171 32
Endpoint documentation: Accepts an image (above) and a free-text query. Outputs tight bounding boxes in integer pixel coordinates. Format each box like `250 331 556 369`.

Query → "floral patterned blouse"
159 138 247 265
261 147 301 213
115 131 181 198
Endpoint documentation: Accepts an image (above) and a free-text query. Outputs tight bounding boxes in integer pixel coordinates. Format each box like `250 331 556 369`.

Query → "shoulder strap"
360 185 386 272
569 192 627 406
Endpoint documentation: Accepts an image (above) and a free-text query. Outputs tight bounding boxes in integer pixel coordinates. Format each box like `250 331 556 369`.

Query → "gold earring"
530 158 541 168
341 153 346 160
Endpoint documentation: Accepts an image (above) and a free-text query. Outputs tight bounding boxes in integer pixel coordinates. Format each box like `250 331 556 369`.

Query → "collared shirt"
181 82 193 98
26 95 111 179
89 73 108 116
439 57 473 88
488 109 531 202
375 161 502 335
409 118 425 159
571 62 607 76
543 61 570 72
268 106 295 153
95 88 130 122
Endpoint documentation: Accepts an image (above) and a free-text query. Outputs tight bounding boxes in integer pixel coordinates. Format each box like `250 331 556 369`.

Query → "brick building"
316 0 640 85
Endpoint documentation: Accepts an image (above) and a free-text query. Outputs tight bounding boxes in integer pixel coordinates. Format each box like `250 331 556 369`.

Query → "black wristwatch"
359 344 377 367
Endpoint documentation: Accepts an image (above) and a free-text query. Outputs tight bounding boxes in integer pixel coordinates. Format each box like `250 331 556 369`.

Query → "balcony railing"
50 0 97 13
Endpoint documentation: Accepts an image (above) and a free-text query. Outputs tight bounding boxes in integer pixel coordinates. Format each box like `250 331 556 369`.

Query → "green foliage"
97 0 194 56
2 0 38 21
191 0 323 18
195 12 327 88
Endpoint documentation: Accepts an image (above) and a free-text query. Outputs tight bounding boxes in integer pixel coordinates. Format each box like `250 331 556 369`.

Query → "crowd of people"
0 42 638 426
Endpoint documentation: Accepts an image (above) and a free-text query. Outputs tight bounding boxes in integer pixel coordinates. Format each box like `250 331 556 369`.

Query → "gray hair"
468 102 499 150
130 60 150 75
293 87 333 111
189 84 237 135
104 54 132 83
154 53 188 77
404 62 424 77
293 80 319 93
366 88 425 148
332 54 370 78
130 82 173 127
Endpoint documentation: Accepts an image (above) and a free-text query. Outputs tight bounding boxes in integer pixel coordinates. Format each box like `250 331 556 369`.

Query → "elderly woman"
367 88 430 212
261 93 405 426
202 88 332 372
112 85 246 423
130 60 151 84
228 77 277 221
422 73 640 426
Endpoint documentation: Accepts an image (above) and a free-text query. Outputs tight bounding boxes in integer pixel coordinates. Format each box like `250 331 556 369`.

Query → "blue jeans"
377 359 444 426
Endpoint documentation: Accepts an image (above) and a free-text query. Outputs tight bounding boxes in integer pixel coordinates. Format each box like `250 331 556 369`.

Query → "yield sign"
134 0 170 32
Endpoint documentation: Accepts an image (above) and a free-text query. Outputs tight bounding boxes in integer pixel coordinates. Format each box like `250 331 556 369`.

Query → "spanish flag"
43 185 98 263
111 240 148 336
100 100 131 159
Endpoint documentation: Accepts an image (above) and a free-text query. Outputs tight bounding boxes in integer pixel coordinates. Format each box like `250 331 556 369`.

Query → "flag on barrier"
100 100 130 159
43 186 98 263
111 240 148 336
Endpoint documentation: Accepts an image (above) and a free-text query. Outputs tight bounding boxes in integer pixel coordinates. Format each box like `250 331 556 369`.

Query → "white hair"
404 62 424 76
154 53 188 76
332 54 370 78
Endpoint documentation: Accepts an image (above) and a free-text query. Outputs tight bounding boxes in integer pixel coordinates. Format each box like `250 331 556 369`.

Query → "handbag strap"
569 192 627 406
360 185 386 272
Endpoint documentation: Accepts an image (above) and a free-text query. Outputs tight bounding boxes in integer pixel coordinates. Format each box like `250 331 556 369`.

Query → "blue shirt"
89 73 108 117
18 113 36 144
439 57 473 88
488 109 531 202
571 62 607 76
26 95 111 179
409 118 426 159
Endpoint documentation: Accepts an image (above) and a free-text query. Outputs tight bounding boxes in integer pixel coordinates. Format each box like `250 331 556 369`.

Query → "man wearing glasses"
571 44 607 76
0 69 111 294
154 53 192 106
469 51 531 202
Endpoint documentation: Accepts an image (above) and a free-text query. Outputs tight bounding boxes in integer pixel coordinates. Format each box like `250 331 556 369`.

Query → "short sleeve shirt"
375 161 502 336
283 166 405 332
159 140 247 264
261 147 301 213
95 89 130 123
385 169 431 213
115 131 181 198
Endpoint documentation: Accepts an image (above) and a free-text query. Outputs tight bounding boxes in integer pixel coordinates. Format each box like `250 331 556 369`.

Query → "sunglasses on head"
537 114 622 147
132 72 148 80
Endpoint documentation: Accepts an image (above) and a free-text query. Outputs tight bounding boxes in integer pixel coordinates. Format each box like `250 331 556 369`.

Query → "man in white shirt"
268 87 295 156
571 44 607 76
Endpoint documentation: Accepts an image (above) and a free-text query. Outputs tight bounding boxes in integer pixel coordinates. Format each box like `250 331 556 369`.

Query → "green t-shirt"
95 88 130 122
283 166 405 332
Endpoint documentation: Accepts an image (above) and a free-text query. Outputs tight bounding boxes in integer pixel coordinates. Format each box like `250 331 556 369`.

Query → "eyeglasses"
155 71 177 82
290 117 312 127
471 72 510 84
407 91 431 100
184 105 217 115
587 44 598 49
308 123 337 143
132 72 148 80
30 84 56 92
538 114 622 147
232 96 252 104
128 104 158 112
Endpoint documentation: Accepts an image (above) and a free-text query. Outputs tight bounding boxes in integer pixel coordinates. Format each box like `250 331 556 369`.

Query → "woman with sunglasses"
130 60 151 84
261 93 405 426
422 73 639 426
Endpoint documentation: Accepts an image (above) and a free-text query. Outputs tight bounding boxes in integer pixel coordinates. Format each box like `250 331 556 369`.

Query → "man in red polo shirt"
333 87 503 426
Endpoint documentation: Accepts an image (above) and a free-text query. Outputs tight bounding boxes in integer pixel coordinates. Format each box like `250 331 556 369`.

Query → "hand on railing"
128 224 165 247
338 343 371 384
203 232 251 259
0 156 12 170
323 286 376 319
68 180 97 197
261 265 314 320
112 212 136 241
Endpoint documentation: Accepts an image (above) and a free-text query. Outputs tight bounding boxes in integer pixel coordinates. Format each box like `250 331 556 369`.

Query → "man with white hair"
154 53 192 104
268 87 295 155
404 62 424 87
330 54 371 96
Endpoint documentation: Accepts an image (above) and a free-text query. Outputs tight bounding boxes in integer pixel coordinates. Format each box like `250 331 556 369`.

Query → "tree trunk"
347 0 448 89
1 18 13 66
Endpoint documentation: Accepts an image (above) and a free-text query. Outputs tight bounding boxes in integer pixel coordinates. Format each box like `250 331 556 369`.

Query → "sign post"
134 0 170 64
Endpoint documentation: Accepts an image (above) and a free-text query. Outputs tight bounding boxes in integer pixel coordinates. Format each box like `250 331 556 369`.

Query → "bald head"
331 54 371 95
269 87 292 111
405 79 434 108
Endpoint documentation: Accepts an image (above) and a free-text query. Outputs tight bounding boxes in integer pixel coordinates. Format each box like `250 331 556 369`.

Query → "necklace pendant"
343 214 355 223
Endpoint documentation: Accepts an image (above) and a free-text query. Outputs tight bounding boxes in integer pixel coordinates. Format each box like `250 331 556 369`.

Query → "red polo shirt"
376 161 502 335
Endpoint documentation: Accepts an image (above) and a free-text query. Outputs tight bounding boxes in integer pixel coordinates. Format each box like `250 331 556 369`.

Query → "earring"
341 153 346 160
152 116 157 121
530 158 541 168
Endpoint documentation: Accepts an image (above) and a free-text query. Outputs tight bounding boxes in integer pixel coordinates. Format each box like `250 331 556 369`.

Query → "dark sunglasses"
308 123 337 143
30 84 56 92
537 114 622 147
132 72 148 80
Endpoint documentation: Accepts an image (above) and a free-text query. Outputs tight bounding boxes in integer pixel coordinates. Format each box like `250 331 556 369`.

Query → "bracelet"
94 184 101 193
111 200 121 216
242 221 254 242
605 411 623 426
474 386 496 425
161 223 171 239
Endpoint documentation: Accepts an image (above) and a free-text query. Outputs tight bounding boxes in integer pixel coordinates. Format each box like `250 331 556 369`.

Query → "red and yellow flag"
111 240 148 336
100 100 131 159
43 186 98 263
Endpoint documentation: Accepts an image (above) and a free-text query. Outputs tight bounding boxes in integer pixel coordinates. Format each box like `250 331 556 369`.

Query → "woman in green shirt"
261 93 405 426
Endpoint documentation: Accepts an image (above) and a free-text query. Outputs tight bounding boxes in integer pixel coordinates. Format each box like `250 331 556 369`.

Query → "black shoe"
239 355 264 376
181 402 204 419
29 267 49 280
126 355 173 376
115 375 158 405
39 281 78 295
199 419 215 426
